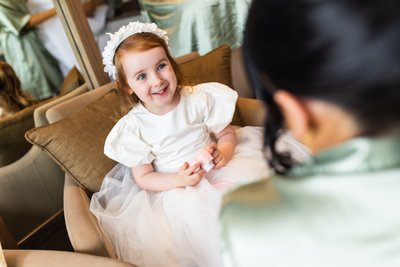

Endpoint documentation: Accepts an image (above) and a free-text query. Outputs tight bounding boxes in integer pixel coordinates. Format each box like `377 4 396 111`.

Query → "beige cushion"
175 51 200 64
179 44 232 86
179 44 243 125
25 90 124 194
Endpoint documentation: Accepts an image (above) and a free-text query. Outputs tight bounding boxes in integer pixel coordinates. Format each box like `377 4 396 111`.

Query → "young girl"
89 21 276 267
0 61 37 119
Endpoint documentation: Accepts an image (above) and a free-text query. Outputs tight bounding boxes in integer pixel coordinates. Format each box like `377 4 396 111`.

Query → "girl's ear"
273 90 312 141
117 80 134 95
125 87 134 95
275 90 360 154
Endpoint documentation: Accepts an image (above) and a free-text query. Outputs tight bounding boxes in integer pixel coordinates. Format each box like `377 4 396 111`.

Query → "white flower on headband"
102 21 169 79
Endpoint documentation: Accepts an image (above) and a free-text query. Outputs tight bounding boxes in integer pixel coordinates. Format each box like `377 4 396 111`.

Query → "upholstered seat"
24 45 265 259
0 105 37 167
0 84 88 243
1 216 134 267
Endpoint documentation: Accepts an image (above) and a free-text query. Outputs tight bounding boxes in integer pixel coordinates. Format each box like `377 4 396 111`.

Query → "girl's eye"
137 73 146 81
158 63 167 70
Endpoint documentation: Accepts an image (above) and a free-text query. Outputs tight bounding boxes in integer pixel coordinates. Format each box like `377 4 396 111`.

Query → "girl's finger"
212 149 220 158
187 162 201 173
180 162 189 171
206 143 217 153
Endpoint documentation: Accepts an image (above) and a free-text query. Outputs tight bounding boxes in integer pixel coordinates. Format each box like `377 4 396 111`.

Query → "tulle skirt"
90 127 281 266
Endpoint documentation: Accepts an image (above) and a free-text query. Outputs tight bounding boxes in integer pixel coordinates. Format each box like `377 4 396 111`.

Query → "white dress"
90 83 271 267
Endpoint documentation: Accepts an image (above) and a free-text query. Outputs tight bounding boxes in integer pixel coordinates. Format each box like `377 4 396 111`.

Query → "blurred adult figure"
27 0 114 76
139 0 251 57
0 0 63 100
221 0 400 266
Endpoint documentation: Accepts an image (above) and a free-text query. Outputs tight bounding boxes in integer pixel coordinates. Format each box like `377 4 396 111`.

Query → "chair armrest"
0 243 6 267
63 175 116 258
34 84 89 127
0 147 64 242
0 216 18 249
237 97 267 127
3 250 135 267
46 82 117 124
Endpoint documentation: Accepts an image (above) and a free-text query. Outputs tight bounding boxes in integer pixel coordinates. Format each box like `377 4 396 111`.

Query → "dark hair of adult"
243 0 400 174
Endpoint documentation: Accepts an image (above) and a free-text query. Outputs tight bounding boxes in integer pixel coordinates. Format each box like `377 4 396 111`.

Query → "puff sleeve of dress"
104 115 154 168
195 82 238 134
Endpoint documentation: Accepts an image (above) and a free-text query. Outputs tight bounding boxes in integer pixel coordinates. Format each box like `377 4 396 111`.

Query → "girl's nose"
152 74 163 87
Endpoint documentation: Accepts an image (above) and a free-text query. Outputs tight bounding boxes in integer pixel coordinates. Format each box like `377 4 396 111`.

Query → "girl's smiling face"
121 46 179 115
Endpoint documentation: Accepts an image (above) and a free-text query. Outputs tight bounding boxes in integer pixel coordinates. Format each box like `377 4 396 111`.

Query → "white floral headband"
102 21 169 79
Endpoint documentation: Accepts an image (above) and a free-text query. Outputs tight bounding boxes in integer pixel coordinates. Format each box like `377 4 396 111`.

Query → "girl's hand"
206 143 229 169
176 162 205 187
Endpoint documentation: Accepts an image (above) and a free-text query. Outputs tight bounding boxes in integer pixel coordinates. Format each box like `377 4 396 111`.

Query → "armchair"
46 82 121 258
1 215 134 267
40 84 266 259
0 105 36 167
24 45 265 259
0 84 88 243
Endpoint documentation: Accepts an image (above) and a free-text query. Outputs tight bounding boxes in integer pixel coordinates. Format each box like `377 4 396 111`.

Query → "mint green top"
221 137 400 267
139 0 251 57
0 0 63 100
